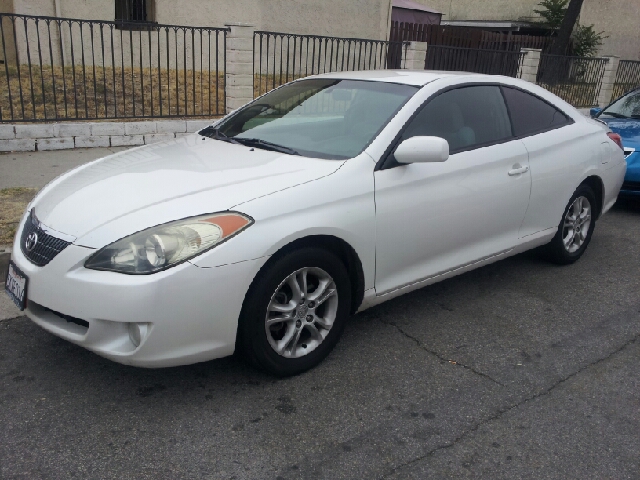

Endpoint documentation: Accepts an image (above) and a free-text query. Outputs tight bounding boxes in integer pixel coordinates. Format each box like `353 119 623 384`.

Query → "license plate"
4 261 28 311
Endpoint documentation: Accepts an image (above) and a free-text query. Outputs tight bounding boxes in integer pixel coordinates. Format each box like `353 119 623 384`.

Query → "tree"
548 0 585 55
533 0 568 30
571 25 607 57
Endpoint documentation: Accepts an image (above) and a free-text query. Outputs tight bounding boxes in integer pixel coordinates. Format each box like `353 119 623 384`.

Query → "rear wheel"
237 248 351 376
543 185 597 265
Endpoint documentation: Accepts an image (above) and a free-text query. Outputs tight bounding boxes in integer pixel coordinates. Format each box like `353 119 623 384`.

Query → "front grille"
20 212 71 267
622 181 640 192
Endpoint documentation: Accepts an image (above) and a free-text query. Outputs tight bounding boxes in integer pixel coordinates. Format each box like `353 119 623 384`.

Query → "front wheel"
237 248 351 376
543 185 597 265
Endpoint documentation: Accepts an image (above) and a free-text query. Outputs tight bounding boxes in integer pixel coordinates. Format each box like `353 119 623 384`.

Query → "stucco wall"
409 0 639 60
4 0 639 61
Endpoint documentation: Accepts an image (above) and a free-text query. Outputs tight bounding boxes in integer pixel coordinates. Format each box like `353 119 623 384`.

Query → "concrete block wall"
0 119 214 152
518 48 542 84
402 42 428 70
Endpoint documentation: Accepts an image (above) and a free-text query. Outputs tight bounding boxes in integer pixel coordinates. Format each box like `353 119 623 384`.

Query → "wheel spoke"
275 323 297 354
315 287 336 308
299 270 308 299
286 328 303 354
307 277 331 302
287 275 303 303
314 315 334 329
266 315 293 326
269 301 296 313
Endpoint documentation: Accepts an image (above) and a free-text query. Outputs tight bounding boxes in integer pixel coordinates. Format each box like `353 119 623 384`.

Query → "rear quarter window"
502 87 572 138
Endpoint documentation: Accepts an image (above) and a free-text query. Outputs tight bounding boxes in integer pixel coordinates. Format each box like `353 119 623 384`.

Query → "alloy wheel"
265 267 339 358
562 195 592 253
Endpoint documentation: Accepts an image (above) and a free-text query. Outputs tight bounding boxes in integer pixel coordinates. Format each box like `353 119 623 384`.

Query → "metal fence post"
597 56 620 107
401 41 427 70
518 48 541 83
225 22 254 114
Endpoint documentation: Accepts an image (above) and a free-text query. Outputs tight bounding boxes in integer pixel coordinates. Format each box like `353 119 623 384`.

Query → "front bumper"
11 232 265 368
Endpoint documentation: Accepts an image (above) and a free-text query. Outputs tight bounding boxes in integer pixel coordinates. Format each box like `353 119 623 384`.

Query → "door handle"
508 165 529 176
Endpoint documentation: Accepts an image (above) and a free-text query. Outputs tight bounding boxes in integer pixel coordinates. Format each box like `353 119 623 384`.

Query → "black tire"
543 184 597 265
237 247 351 376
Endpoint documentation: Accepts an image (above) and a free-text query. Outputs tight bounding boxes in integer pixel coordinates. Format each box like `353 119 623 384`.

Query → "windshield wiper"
234 138 300 156
198 125 242 144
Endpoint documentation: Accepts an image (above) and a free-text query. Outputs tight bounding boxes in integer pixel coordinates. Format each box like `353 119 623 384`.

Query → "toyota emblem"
25 232 38 252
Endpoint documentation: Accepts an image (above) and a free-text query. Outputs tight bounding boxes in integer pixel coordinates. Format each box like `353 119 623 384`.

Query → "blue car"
591 89 640 196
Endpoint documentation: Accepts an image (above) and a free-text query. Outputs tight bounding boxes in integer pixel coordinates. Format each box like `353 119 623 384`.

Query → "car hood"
32 135 345 248
599 117 640 148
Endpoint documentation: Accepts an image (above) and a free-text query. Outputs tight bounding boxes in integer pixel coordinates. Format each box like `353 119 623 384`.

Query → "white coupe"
5 70 627 376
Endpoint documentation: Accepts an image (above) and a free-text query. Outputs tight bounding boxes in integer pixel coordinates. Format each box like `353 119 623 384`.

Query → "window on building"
115 0 155 26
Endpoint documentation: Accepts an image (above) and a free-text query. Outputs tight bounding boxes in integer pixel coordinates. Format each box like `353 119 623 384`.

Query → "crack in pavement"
380 333 640 479
0 315 25 323
379 318 505 387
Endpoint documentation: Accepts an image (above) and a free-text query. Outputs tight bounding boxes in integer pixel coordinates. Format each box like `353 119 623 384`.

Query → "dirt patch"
0 187 37 245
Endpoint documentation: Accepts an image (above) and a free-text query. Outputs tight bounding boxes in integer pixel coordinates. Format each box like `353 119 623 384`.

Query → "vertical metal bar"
129 27 135 116
223 28 226 114
279 34 283 87
192 28 196 116
258 33 263 95
35 19 48 120
79 21 89 118
139 25 145 116
199 29 203 115
158 27 162 116
183 28 187 115
0 17 14 120
110 25 117 117
291 36 296 81
272 35 276 90
166 27 170 115
100 24 107 117
46 20 58 119
214 30 218 114
285 35 290 83
68 21 79 118
120 26 126 117
22 18 37 119
58 20 68 118
207 29 211 113
174 28 179 115
305 38 316 75
148 24 153 117
90 23 98 118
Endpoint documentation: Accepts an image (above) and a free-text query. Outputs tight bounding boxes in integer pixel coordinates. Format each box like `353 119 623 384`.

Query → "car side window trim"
375 82 575 171
499 85 575 140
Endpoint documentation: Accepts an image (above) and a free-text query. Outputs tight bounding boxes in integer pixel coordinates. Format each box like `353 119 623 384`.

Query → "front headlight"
85 212 253 274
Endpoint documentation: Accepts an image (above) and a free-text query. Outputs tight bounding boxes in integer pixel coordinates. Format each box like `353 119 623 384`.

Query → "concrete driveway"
1 149 639 479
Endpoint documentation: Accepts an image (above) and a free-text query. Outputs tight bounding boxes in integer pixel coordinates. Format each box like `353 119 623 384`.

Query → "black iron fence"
536 54 607 107
0 13 227 122
611 60 640 102
424 45 526 77
253 31 408 97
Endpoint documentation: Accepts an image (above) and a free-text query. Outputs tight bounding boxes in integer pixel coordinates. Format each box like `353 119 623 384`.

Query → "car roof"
308 69 485 86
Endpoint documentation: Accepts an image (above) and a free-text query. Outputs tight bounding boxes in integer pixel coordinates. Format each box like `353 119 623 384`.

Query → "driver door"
374 85 532 294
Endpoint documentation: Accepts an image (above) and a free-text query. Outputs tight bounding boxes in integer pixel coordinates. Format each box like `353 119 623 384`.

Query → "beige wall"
4 0 638 61
9 0 392 40
409 0 639 60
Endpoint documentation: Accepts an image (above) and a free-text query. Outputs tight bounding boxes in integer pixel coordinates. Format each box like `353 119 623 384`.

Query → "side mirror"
395 136 449 164
590 107 602 118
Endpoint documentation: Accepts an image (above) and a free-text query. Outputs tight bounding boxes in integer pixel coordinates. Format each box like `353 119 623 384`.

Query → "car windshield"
601 90 640 119
211 79 418 159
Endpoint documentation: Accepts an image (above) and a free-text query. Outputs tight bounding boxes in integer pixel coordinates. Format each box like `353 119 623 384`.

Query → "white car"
4 70 627 376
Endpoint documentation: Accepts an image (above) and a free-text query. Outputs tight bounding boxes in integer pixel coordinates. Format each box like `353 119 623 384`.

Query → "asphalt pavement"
1 148 639 479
